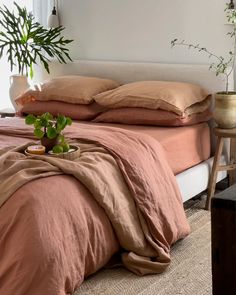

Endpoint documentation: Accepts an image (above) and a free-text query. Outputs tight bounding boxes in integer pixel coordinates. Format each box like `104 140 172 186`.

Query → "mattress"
85 122 211 175
0 118 210 175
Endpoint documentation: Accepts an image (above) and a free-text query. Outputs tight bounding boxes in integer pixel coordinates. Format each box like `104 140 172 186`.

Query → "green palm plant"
0 2 73 78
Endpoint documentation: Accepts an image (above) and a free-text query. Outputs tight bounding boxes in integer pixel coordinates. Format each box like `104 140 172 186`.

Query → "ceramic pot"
9 75 30 111
41 136 59 152
213 92 236 129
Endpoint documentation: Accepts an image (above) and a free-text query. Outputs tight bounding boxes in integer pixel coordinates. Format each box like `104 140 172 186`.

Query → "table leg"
229 138 236 186
205 137 224 210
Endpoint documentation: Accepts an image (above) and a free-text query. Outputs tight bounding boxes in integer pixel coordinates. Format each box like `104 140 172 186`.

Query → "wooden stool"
205 128 236 210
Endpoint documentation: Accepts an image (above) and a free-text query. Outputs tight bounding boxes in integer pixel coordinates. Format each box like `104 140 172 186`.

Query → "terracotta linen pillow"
16 75 120 106
93 81 210 116
19 101 106 121
93 107 212 127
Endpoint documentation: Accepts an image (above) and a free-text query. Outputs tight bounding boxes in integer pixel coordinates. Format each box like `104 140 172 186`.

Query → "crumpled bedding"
0 118 190 295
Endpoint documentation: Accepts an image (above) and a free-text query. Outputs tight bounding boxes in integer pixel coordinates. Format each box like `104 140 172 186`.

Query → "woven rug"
74 196 212 295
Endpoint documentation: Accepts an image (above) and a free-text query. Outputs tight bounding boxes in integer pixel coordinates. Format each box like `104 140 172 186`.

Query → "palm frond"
0 1 73 77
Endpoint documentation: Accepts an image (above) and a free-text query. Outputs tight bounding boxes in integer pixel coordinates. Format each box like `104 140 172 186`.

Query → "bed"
39 59 232 201
0 60 232 295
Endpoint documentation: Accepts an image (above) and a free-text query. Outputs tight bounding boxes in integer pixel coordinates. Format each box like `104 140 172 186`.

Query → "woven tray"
25 145 80 161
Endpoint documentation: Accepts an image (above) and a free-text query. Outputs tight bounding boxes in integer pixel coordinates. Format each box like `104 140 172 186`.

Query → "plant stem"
226 27 236 93
173 41 223 63
173 40 234 93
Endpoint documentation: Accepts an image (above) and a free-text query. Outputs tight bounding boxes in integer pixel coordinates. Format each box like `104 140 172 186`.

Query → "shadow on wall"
0 61 14 109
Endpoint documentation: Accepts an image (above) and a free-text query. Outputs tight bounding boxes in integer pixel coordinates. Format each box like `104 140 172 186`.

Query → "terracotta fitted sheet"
0 118 211 175
81 122 211 175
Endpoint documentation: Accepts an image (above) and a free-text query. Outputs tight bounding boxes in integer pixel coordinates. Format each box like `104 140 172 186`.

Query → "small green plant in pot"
25 113 72 153
171 4 236 128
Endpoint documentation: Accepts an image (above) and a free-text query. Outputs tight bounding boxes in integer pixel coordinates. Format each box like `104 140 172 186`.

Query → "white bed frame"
39 60 234 202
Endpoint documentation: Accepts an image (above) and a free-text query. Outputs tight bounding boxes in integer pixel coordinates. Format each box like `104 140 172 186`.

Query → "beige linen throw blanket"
0 118 190 292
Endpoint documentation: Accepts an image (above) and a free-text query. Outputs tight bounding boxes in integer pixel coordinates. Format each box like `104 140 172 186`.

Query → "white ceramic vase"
213 93 236 128
9 74 30 110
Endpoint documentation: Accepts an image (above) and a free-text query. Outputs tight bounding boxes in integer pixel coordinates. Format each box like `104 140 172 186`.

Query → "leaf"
47 127 58 139
34 119 42 129
43 112 53 121
58 134 65 144
34 128 44 139
25 114 36 125
56 114 67 131
66 117 72 126
40 117 48 127
29 63 33 79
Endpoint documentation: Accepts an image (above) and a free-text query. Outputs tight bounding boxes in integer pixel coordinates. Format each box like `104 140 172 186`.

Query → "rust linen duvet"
0 118 190 295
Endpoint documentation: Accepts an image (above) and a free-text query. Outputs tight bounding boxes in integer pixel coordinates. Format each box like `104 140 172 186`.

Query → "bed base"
177 156 227 202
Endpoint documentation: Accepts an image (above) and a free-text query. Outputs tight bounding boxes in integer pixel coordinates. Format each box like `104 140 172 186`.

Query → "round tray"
25 145 80 161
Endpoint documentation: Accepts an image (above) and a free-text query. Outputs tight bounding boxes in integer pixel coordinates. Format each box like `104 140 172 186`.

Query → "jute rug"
74 197 212 295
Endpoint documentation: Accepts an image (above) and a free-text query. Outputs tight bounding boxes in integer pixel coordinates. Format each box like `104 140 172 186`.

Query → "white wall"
2 0 232 109
58 0 233 65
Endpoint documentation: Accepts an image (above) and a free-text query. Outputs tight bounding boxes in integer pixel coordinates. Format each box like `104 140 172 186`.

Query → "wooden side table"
205 128 236 210
0 108 15 118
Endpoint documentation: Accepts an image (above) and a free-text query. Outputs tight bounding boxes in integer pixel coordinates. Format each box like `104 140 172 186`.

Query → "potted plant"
171 4 236 129
0 2 73 110
25 112 72 153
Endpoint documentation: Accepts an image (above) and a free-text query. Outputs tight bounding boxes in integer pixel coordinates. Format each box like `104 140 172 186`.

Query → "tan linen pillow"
94 81 210 116
183 95 211 116
16 75 120 105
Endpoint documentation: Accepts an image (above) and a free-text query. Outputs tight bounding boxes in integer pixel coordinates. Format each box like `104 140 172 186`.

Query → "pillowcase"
19 101 106 121
16 75 120 106
93 107 212 127
93 80 210 116
183 95 211 115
